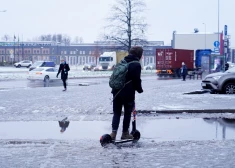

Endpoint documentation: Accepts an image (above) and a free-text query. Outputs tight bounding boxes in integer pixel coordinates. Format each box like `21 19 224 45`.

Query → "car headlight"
212 76 222 80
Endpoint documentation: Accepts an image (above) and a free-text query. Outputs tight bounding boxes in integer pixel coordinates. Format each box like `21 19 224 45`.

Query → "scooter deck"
112 139 136 144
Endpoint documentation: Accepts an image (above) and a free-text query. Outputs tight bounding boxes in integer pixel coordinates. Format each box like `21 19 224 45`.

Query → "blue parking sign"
214 41 220 47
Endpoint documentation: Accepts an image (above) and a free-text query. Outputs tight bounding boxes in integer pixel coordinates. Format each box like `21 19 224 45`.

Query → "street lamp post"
218 0 220 42
203 23 207 49
41 47 43 60
76 49 78 70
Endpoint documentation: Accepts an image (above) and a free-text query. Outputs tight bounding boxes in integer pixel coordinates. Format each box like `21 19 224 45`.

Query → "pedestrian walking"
109 46 144 140
57 58 70 91
181 62 187 81
225 62 229 71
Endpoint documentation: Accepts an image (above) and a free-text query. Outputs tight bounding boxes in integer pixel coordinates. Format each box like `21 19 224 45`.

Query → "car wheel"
223 83 235 94
18 65 21 68
27 65 31 68
44 76 50 82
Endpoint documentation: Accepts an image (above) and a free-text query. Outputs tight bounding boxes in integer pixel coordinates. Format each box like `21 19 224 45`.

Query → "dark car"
29 61 56 71
201 67 235 94
83 62 96 71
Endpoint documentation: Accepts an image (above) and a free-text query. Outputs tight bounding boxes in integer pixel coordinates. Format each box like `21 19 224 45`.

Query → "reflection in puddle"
59 117 70 133
27 80 63 88
0 118 235 141
140 118 235 141
27 80 94 88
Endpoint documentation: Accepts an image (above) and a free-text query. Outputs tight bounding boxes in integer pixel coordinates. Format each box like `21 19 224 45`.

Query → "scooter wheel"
100 134 112 147
131 130 141 140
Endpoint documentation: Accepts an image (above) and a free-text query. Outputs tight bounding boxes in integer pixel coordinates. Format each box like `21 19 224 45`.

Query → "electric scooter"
100 103 141 147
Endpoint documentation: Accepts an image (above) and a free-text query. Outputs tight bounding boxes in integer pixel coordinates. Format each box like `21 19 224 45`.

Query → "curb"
137 109 235 114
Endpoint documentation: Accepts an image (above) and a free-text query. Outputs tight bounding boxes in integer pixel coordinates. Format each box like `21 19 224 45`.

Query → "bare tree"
1 34 11 41
52 34 57 42
62 34 71 46
92 42 101 65
105 0 148 51
74 36 84 43
57 34 62 43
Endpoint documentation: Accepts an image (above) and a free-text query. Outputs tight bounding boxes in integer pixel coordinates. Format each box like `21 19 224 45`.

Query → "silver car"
144 63 156 70
201 67 235 94
14 60 32 68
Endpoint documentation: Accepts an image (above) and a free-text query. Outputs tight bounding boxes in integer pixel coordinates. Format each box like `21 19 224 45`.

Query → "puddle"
27 80 99 88
0 118 234 141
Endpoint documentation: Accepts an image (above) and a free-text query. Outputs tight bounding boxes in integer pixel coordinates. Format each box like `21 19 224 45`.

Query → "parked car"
201 67 235 94
29 61 56 71
83 62 96 70
27 67 59 81
144 63 156 70
14 60 32 68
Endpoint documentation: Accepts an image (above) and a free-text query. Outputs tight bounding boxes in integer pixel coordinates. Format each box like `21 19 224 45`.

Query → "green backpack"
109 59 139 90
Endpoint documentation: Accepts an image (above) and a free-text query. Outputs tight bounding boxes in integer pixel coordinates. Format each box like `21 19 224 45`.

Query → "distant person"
181 62 188 81
215 63 221 72
225 62 229 71
109 46 143 140
57 58 70 91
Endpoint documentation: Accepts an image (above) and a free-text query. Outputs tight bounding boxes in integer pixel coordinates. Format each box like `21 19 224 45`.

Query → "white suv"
14 60 32 68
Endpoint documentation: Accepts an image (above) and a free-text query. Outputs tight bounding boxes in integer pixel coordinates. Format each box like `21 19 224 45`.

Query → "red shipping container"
156 49 194 76
156 49 194 69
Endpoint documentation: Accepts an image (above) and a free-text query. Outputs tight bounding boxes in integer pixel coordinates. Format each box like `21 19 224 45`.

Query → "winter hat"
129 46 143 60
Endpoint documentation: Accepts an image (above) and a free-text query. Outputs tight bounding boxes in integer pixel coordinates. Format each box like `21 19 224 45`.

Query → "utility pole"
203 23 207 49
218 0 220 42
13 35 16 63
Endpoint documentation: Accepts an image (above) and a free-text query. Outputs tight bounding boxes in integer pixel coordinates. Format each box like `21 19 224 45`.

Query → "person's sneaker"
110 131 117 140
63 88 67 91
121 131 133 140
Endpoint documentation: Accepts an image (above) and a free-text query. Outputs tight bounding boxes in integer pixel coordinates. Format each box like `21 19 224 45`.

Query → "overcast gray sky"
0 0 233 46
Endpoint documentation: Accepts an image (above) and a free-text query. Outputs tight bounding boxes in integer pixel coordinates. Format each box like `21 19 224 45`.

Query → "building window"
64 51 67 54
80 51 82 55
83 51 85 54
28 50 30 54
37 50 39 54
34 50 36 54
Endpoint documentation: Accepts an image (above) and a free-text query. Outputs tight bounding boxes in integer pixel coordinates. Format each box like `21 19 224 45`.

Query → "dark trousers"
62 78 67 88
182 75 186 81
112 96 134 132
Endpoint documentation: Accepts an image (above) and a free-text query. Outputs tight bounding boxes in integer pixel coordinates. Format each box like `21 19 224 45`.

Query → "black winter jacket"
112 54 143 101
57 63 70 80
